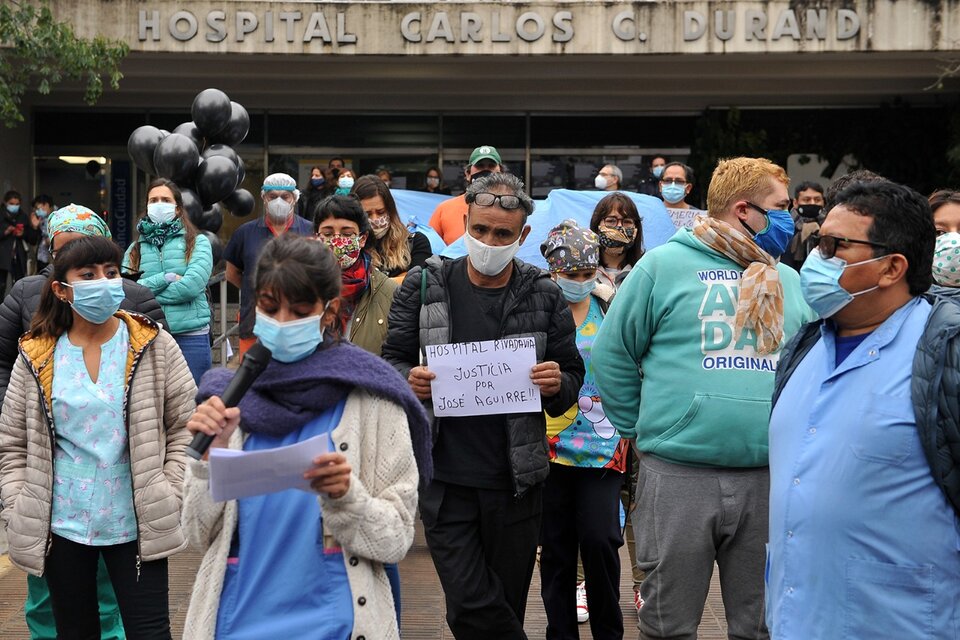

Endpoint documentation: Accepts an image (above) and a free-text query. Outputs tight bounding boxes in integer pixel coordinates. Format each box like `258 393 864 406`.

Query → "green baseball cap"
469 145 502 166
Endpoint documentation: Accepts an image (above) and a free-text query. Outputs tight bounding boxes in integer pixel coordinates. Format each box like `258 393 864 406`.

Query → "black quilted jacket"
773 292 960 517
383 255 585 498
0 266 168 404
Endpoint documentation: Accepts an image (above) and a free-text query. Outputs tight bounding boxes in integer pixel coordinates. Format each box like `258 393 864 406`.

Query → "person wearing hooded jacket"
0 205 166 640
0 234 194 640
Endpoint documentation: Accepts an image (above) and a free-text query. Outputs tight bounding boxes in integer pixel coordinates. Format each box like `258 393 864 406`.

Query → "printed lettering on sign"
697 269 779 372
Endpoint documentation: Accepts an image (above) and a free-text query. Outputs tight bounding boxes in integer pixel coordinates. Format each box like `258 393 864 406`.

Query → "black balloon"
210 102 250 147
153 134 200 184
221 188 255 217
236 156 246 185
127 126 164 175
191 89 232 138
202 230 224 266
201 144 239 168
180 188 203 225
198 203 223 234
195 155 238 207
173 121 204 153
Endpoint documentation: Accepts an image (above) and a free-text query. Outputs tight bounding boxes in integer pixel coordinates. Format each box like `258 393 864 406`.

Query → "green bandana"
137 217 183 247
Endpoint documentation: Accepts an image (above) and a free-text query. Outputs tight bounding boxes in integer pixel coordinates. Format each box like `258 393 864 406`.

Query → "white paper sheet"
426 337 541 417
208 433 330 502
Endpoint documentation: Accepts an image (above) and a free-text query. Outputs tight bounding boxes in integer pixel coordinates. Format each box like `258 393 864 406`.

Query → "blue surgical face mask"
748 208 795 258
652 166 665 179
338 176 354 190
6 204 19 215
253 307 328 363
310 177 325 188
555 276 596 303
146 202 177 224
800 248 888 318
61 277 125 324
661 183 686 204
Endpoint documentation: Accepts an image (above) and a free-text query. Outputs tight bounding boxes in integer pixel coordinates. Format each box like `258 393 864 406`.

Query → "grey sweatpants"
633 455 769 640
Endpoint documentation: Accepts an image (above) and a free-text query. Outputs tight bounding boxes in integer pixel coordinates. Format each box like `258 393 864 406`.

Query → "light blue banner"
392 188 678 269
439 189 677 269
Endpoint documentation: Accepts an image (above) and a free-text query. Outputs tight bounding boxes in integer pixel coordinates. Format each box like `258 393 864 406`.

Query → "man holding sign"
384 172 584 640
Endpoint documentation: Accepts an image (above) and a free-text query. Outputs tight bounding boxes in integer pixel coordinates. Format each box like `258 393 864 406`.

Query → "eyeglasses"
601 216 637 229
660 178 687 186
746 201 793 215
811 233 889 259
469 192 524 210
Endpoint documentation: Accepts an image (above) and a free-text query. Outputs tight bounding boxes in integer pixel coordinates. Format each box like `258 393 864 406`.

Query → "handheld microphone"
186 342 272 460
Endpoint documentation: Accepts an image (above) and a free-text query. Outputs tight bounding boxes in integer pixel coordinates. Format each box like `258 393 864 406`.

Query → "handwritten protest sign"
666 207 705 229
426 337 541 417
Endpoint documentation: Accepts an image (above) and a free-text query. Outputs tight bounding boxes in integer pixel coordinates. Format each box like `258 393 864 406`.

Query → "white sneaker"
576 581 589 623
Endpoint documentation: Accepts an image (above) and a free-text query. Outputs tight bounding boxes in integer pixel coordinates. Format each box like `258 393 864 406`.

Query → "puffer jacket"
123 228 212 335
382 255 585 498
773 292 960 518
0 311 196 575
347 268 397 357
0 266 167 405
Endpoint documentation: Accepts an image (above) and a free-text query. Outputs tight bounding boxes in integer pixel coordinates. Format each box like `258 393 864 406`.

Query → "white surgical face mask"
266 197 293 222
595 175 608 190
146 202 177 224
464 229 522 276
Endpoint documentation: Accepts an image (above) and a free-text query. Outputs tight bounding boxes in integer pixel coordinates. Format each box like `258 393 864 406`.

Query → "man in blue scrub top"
769 180 960 639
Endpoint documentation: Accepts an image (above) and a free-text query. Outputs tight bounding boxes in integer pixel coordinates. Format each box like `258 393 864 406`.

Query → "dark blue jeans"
386 562 401 628
174 332 212 386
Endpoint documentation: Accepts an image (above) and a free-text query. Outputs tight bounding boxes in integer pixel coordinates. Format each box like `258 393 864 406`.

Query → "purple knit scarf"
198 339 433 483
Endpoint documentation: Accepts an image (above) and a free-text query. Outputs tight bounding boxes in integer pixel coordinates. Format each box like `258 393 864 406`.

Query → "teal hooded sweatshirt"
592 228 816 468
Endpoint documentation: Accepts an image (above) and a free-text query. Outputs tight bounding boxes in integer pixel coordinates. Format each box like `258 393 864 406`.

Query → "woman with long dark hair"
124 177 213 384
589 193 644 291
353 175 432 280
0 235 195 639
181 234 430 640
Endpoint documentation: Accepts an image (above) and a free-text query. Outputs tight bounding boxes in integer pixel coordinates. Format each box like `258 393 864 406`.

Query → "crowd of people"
0 144 957 640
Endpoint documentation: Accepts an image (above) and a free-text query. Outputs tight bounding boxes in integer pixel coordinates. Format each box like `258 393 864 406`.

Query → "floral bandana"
47 204 111 243
322 234 363 269
137 217 183 247
540 218 599 273
597 224 635 249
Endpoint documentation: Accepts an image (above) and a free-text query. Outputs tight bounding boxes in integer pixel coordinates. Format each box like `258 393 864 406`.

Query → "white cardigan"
180 389 419 640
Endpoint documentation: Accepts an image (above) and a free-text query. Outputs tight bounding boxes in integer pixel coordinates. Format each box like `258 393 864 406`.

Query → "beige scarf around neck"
692 215 785 356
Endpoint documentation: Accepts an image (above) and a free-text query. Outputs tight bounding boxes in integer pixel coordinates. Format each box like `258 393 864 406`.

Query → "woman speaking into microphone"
181 234 431 640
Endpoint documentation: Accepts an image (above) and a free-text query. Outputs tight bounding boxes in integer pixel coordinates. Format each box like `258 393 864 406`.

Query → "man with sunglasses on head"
592 157 815 640
384 172 585 639
768 181 960 639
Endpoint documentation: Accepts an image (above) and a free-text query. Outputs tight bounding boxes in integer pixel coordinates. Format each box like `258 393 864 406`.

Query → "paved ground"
0 522 728 639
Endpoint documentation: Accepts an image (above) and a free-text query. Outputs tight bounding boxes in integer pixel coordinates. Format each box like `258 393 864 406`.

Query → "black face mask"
469 170 493 183
796 204 822 221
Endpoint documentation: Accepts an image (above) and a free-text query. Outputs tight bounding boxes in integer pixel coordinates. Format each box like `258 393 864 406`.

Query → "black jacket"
382 256 585 498
773 293 960 518
0 211 40 274
0 266 167 404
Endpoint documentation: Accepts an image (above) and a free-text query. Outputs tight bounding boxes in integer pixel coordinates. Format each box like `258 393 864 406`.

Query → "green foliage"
0 0 129 127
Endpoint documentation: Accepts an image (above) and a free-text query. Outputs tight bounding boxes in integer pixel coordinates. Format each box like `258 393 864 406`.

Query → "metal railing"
207 270 239 366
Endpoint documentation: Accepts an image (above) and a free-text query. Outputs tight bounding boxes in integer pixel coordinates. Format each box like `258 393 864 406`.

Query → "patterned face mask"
933 232 960 287
321 234 363 269
597 224 636 249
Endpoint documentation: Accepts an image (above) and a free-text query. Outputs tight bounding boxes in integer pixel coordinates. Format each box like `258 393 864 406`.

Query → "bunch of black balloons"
127 88 257 265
